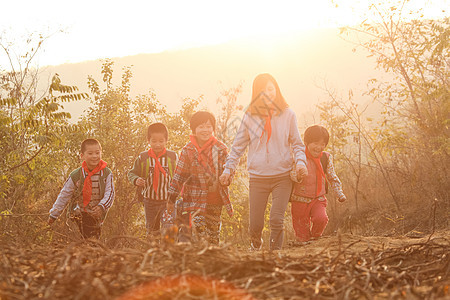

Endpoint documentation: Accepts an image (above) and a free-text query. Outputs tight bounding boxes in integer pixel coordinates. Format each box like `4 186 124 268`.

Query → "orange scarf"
190 135 217 168
260 110 273 144
306 148 325 196
148 148 167 194
82 160 107 210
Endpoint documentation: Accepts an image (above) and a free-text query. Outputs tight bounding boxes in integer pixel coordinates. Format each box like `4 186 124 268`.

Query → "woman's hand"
296 164 308 181
219 173 231 186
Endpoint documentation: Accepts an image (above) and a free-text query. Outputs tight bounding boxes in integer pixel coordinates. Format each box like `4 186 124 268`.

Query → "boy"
128 123 177 240
290 125 346 243
168 111 233 245
48 138 115 239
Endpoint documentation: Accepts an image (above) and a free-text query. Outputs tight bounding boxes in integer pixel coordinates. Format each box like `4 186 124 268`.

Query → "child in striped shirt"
128 123 178 240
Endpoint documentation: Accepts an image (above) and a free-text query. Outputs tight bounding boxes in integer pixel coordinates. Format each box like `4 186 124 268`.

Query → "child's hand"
167 202 175 214
91 206 103 219
338 195 347 203
135 178 146 187
48 217 56 225
296 164 308 181
219 173 231 186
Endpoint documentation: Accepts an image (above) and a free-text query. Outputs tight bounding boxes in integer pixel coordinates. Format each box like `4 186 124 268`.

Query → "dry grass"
0 231 448 299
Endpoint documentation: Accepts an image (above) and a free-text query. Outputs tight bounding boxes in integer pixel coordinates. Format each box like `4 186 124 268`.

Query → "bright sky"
1 0 447 67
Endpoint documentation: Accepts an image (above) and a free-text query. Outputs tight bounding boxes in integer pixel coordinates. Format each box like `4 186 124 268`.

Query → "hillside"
42 28 384 123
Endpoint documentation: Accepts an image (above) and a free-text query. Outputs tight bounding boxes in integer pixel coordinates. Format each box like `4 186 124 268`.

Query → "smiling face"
256 80 277 114
249 74 288 116
81 143 102 170
194 119 214 146
307 138 326 158
263 80 277 105
148 132 167 155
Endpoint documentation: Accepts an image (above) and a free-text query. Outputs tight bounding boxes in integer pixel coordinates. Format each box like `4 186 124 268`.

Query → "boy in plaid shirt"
167 111 233 245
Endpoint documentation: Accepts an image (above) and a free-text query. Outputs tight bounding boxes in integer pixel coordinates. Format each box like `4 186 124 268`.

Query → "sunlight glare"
0 0 448 67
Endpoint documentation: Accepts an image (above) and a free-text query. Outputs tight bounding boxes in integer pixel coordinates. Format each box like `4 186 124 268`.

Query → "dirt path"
279 230 449 257
0 231 448 299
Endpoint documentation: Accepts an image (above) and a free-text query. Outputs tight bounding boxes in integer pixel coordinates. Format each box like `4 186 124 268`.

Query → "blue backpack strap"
102 167 111 178
166 150 178 177
138 151 151 179
66 167 84 215
69 167 84 194
320 152 330 193
320 152 329 172
134 152 149 203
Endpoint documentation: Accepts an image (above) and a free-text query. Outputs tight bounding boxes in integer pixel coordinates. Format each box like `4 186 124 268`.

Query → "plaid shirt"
168 139 233 217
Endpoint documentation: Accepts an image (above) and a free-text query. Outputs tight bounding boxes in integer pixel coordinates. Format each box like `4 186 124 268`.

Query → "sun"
1 0 447 67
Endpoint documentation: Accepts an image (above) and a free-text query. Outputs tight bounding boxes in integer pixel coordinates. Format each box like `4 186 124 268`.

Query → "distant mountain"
43 28 383 124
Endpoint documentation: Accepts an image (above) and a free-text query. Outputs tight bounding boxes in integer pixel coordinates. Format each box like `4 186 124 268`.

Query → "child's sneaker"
289 240 311 247
250 238 263 251
161 209 179 244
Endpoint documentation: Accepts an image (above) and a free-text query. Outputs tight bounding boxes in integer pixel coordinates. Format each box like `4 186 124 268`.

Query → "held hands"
338 195 347 203
219 173 231 186
47 217 56 226
296 164 308 182
135 177 146 187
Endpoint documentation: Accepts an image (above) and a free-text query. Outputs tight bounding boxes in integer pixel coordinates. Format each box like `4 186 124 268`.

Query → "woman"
219 73 307 250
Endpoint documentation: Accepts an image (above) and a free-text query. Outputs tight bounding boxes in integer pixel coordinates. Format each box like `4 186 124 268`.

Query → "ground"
0 230 448 299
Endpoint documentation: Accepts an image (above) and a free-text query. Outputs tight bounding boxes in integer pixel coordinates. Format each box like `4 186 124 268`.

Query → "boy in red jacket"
290 125 346 243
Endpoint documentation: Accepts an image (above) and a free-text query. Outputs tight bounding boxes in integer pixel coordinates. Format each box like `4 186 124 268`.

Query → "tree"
215 82 244 147
336 0 449 228
0 33 88 243
318 85 403 212
0 35 87 200
163 97 201 151
79 60 144 240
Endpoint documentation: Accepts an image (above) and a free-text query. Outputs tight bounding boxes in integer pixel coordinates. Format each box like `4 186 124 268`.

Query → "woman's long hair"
247 73 289 116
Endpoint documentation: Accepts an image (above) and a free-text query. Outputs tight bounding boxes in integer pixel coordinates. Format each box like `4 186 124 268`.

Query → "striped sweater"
128 149 178 201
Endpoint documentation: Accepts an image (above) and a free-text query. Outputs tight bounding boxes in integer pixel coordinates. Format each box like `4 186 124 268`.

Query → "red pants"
291 198 329 242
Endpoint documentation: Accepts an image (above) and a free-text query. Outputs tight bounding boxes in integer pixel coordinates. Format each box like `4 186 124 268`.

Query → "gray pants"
143 198 167 237
249 175 292 250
